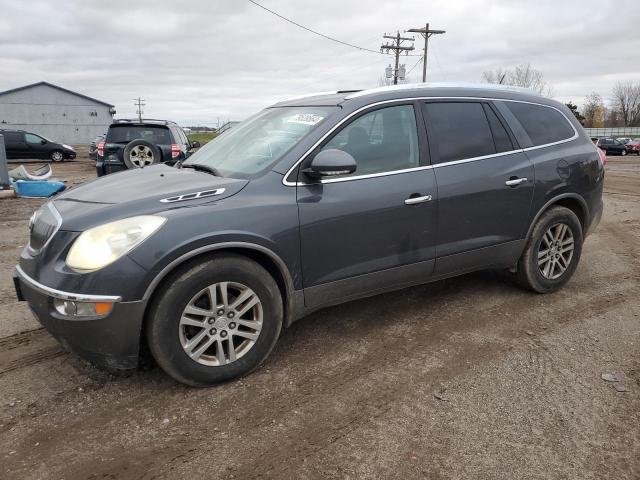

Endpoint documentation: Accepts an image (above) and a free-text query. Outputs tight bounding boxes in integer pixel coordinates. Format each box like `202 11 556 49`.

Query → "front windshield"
184 106 336 178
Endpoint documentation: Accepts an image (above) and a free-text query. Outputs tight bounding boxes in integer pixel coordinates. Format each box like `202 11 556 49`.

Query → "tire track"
0 328 64 376
0 328 46 350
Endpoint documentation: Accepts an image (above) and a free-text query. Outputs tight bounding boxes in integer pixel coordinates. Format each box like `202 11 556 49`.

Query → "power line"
248 0 411 56
406 56 423 76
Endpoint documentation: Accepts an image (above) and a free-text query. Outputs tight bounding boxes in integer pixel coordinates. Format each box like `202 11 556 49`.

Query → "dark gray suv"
14 84 604 386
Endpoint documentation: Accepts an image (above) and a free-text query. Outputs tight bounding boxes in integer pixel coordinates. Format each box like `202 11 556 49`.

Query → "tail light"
597 147 607 166
96 141 105 157
171 144 181 159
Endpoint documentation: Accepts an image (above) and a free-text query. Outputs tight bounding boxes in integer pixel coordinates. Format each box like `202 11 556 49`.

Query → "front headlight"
66 216 166 272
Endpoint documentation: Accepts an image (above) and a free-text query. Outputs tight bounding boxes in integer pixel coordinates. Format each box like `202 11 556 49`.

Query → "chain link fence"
584 127 640 138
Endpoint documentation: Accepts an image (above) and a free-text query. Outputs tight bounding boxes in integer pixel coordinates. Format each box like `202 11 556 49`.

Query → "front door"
24 133 48 159
296 103 438 307
422 100 535 274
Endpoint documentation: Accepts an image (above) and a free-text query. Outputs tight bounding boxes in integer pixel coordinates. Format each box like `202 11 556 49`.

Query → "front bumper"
14 266 146 371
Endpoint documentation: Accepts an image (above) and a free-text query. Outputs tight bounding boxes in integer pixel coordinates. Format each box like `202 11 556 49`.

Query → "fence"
583 127 640 138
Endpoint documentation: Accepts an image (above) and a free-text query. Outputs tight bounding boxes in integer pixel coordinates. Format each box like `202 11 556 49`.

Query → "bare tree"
611 81 640 126
582 92 605 128
481 68 508 85
481 63 552 96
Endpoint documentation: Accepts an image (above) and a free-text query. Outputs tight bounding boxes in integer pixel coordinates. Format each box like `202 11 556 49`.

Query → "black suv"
597 137 627 156
15 84 604 386
96 119 199 176
0 129 76 161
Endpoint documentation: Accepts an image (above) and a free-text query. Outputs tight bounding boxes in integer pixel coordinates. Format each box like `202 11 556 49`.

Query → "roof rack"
344 82 541 99
113 118 176 125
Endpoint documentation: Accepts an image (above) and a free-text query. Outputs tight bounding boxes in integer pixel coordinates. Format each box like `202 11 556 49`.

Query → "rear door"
2 132 28 159
422 100 534 275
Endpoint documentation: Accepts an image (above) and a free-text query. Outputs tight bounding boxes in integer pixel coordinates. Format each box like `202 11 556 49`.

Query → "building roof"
0 81 114 107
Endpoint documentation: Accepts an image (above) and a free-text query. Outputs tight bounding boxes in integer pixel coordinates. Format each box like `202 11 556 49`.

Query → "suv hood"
53 164 248 230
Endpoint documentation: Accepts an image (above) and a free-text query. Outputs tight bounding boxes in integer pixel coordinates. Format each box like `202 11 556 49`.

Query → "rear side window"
1 131 23 143
424 102 495 164
504 102 574 146
107 125 172 144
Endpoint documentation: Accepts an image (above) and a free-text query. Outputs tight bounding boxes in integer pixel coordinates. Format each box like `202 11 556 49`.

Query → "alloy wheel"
537 223 574 280
51 151 63 162
129 145 155 167
178 282 263 366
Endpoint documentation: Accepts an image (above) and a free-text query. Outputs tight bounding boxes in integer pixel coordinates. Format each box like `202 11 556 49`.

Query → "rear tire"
146 254 283 386
516 206 583 293
621 149 627 156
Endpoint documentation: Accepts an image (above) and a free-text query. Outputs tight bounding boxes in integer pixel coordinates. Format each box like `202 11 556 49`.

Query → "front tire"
146 254 283 386
621 149 627 156
50 150 64 162
516 206 583 293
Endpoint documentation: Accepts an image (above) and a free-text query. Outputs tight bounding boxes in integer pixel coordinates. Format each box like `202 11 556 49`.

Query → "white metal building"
0 82 115 145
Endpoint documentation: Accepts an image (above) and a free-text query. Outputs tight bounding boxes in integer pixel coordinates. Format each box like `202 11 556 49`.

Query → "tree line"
482 63 640 127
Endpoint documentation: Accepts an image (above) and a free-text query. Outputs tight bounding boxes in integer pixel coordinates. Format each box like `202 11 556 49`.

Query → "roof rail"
344 82 541 99
278 91 339 103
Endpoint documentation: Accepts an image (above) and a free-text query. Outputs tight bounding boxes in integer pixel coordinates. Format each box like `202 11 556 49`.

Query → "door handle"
404 194 432 205
505 177 527 187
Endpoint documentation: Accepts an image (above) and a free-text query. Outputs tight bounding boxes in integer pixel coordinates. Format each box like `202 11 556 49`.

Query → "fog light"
54 299 113 317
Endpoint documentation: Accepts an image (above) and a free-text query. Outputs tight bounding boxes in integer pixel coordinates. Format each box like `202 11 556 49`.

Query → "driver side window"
25 133 43 144
319 104 419 178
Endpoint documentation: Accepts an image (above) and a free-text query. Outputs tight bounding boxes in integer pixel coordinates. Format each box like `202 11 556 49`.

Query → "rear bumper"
586 198 603 237
96 158 126 177
14 266 146 371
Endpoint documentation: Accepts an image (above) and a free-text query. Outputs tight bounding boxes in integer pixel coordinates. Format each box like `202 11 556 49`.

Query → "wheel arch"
141 242 297 333
525 193 589 242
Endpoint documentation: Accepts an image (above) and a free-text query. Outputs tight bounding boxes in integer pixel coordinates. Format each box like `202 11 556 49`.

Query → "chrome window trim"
14 265 122 302
282 96 578 187
27 201 62 255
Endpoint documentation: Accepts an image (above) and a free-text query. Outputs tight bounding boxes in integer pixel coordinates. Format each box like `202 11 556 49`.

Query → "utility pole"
133 97 146 122
381 31 414 85
407 23 446 82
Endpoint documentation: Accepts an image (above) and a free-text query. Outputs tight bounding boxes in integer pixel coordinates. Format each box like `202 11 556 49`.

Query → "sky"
0 0 638 126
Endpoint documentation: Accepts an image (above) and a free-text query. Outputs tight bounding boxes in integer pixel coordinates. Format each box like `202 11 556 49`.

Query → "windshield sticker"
286 113 325 125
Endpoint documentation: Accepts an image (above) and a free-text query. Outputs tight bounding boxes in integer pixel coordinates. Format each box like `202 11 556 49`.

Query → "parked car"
624 139 640 155
14 83 604 386
591 138 607 165
96 119 200 176
597 137 627 155
0 129 76 161
89 134 105 160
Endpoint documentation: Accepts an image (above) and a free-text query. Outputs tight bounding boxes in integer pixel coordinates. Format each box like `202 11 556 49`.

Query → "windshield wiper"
180 163 222 177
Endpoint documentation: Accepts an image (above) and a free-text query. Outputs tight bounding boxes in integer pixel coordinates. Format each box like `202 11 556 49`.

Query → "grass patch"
188 132 217 145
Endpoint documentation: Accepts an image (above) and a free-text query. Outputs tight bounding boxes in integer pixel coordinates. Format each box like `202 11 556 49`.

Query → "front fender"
136 235 296 302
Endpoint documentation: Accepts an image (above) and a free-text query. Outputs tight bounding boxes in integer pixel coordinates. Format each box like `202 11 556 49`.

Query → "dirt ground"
0 153 638 479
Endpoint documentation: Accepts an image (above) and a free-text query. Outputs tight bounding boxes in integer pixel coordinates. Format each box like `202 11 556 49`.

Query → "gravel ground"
0 154 638 479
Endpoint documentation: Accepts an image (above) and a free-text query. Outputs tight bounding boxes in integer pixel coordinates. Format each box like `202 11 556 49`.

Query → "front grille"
28 202 61 253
